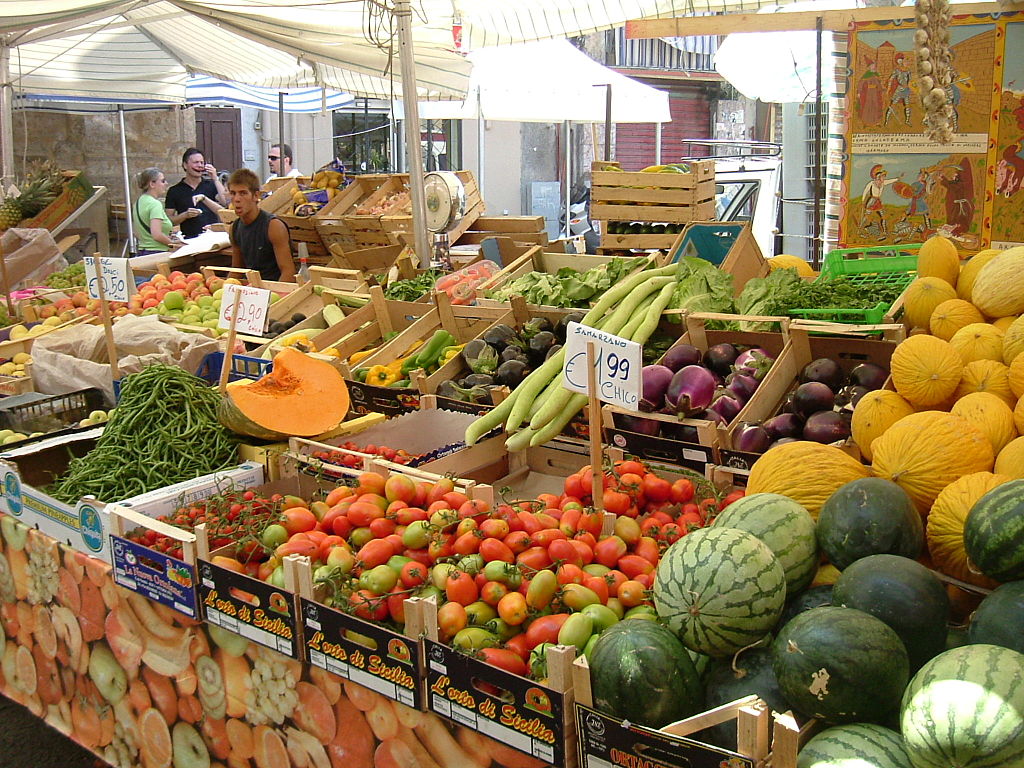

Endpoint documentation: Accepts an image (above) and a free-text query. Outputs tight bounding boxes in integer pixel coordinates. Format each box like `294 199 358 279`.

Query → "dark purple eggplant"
763 412 804 440
802 411 852 444
733 422 771 453
703 343 740 378
661 344 703 373
792 381 835 419
641 365 675 412
733 348 775 381
849 363 888 391
665 365 717 418
660 422 700 442
698 408 728 426
835 385 869 409
710 391 744 423
800 358 846 391
769 437 798 449
618 414 662 437
725 373 759 404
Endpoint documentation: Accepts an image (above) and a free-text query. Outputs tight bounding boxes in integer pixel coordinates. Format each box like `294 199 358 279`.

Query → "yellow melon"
950 391 1017 454
1010 355 1024 399
994 436 1024 479
927 471 1009 589
850 389 916 462
870 410 994 513
1016 397 1024 435
928 299 984 341
956 248 1001 301
954 359 1015 406
917 235 961 287
971 246 1024 317
746 441 871 520
1002 315 1024 365
767 254 815 277
948 322 1004 364
993 316 1018 333
903 277 959 330
889 334 964 408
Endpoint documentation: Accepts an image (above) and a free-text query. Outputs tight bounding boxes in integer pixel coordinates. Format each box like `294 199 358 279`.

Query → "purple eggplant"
618 414 662 437
792 381 835 419
733 422 771 453
733 348 775 381
665 365 717 418
661 344 702 373
698 408 728 426
703 343 740 378
641 365 675 412
725 373 759 405
802 411 852 444
800 358 846 391
769 437 798 449
710 390 744 423
849 363 888 391
835 385 869 409
763 412 804 440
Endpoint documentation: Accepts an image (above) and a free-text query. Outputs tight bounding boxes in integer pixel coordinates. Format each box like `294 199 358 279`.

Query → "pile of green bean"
49 364 239 503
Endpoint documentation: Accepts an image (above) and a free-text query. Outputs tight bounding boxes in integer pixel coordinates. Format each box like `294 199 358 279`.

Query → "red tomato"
479 518 510 539
403 548 433 567
368 517 397 538
319 505 348 534
602 490 632 516
442 491 469 510
633 537 660 566
455 518 478 538
400 560 428 587
282 507 317 535
559 507 581 537
604 569 628 597
642 474 672 503
330 515 353 539
671 478 695 505
647 510 673 526
574 531 597 550
479 648 528 677
617 580 646 607
617 554 655 579
583 575 610 604
452 531 482 556
503 530 532 554
577 511 604 538
480 581 508 607
356 539 395 570
547 539 580 566
617 473 646 501
719 489 746 510
386 586 407 623
445 571 479 606
458 498 490 520
594 536 627 568
383 534 404 555
479 538 514 564
533 512 560 530
350 589 388 621
437 601 468 642
524 613 570 649
660 523 683 545
563 473 585 500
275 537 318 559
356 472 386 498
498 591 529 626
516 546 552 573
635 572 654 589
396 506 428 526
346 501 384 528
531 528 567 549
677 503 704 529
555 563 585 586
325 486 352 507
569 539 594 566
615 459 647 477
428 534 454 561
317 535 346 562
505 632 531 661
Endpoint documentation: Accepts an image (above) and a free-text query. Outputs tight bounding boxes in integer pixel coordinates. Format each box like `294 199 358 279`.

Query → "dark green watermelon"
832 554 949 671
773 606 909 724
968 580 1024 654
964 480 1024 582
778 585 834 630
589 619 703 728
701 649 788 751
817 478 923 570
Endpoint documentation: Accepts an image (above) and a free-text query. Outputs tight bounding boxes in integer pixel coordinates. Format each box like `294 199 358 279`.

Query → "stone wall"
12 107 197 207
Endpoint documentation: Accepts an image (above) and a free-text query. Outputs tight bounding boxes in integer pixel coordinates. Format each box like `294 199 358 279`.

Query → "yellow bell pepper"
348 347 377 366
439 343 466 366
366 364 402 387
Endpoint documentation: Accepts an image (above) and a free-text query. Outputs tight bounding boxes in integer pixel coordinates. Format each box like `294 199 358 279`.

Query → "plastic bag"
0 228 67 291
433 260 501 305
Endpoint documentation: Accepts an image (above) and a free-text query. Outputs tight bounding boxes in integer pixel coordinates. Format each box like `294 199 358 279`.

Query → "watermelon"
712 492 819 595
588 619 703 728
963 479 1024 582
817 478 923 570
778 585 833 630
654 527 786 657
702 649 788 751
797 723 913 768
773 606 909 723
832 554 949 671
901 644 1024 768
968 580 1024 654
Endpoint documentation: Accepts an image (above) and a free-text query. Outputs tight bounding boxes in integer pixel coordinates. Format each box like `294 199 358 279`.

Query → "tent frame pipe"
395 0 431 267
278 92 286 174
813 16 823 266
655 122 662 165
563 120 571 239
1 41 13 184
477 88 485 205
118 106 135 255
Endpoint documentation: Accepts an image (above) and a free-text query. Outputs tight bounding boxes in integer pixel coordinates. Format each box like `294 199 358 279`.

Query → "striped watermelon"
797 724 913 768
773 606 909 724
968 581 1024 654
901 644 1024 768
963 479 1024 582
654 527 786 658
712 492 819 596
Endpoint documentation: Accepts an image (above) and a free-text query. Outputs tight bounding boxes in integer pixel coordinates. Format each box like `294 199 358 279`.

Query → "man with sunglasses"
266 143 302 183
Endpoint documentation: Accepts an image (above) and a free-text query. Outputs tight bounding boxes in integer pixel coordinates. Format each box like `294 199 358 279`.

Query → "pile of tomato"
311 441 418 469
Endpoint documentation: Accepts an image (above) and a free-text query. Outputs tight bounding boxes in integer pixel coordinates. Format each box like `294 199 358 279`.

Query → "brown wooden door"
194 107 242 174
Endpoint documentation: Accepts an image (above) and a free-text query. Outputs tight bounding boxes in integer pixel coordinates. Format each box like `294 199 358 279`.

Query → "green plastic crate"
789 244 920 324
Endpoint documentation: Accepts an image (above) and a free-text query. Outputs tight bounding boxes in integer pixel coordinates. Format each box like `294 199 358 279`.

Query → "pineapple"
0 198 20 230
0 162 63 229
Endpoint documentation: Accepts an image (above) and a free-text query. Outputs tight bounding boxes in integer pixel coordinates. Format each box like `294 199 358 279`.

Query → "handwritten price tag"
218 284 272 335
562 322 642 410
83 257 135 302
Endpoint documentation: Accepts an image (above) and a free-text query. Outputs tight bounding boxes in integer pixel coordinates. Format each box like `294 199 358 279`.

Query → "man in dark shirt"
165 148 228 239
228 168 295 282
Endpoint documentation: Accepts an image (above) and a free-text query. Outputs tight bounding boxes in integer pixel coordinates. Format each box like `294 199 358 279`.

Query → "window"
715 180 760 222
332 107 392 173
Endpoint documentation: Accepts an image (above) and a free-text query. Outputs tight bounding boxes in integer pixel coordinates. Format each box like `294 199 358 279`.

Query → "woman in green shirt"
134 168 180 255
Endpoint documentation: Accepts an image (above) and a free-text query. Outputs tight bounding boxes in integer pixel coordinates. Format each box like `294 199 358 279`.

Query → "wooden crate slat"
591 178 716 205
591 198 716 224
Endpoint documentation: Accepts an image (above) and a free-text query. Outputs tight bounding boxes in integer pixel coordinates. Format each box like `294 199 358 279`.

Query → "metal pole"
563 121 571 239
278 92 285 176
0 41 14 184
603 85 612 161
655 122 662 165
813 16 824 265
118 106 135 255
477 88 485 204
395 0 431 267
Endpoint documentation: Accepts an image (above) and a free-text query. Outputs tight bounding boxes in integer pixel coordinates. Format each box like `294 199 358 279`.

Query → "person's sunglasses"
268 155 280 161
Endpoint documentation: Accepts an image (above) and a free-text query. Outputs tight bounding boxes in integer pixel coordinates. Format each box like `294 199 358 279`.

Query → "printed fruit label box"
0 511 556 768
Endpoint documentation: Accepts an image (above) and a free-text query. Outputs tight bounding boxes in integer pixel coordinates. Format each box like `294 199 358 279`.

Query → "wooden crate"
326 242 404 273
454 215 550 246
379 171 484 244
315 175 392 253
20 171 95 231
340 176 410 248
591 160 715 224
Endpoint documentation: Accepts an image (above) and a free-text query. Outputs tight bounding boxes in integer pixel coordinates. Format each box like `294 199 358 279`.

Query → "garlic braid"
915 0 955 143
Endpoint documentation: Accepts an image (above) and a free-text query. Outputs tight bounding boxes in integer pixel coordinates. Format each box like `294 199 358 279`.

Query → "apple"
171 722 211 768
88 643 127 705
206 623 249 658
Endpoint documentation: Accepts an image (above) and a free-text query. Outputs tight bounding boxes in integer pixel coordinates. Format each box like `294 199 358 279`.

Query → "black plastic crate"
0 388 106 436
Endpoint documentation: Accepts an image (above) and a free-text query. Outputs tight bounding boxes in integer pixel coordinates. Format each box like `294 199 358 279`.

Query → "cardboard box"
22 171 95 231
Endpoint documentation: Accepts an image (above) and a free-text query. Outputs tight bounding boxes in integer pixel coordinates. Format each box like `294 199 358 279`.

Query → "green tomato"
349 526 374 548
402 520 431 550
431 562 458 591
624 605 658 621
416 584 443 602
483 560 522 588
483 617 519 642
267 566 286 589
359 564 398 595
557 612 594 651
386 555 412 576
581 603 620 633
260 524 288 549
583 563 610 577
465 601 497 626
605 598 625 619
457 554 484 575
582 632 601 662
452 627 499 651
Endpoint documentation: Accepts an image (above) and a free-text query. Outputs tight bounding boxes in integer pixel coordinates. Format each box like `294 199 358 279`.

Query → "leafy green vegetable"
383 269 445 301
664 256 735 323
485 257 640 308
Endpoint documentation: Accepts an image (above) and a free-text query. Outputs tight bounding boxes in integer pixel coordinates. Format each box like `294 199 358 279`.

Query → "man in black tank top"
227 168 295 282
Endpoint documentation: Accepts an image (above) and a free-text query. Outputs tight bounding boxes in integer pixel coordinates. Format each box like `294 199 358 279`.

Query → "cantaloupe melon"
917 235 960 287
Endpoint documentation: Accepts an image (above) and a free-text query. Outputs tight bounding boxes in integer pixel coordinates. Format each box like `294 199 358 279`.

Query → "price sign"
218 284 272 336
83 257 135 302
562 322 642 410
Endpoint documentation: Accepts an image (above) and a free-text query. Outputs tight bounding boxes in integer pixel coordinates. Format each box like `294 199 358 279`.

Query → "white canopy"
405 40 670 123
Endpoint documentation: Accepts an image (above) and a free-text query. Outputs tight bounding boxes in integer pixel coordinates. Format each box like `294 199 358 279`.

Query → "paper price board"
219 284 272 335
562 322 642 410
83 256 135 302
